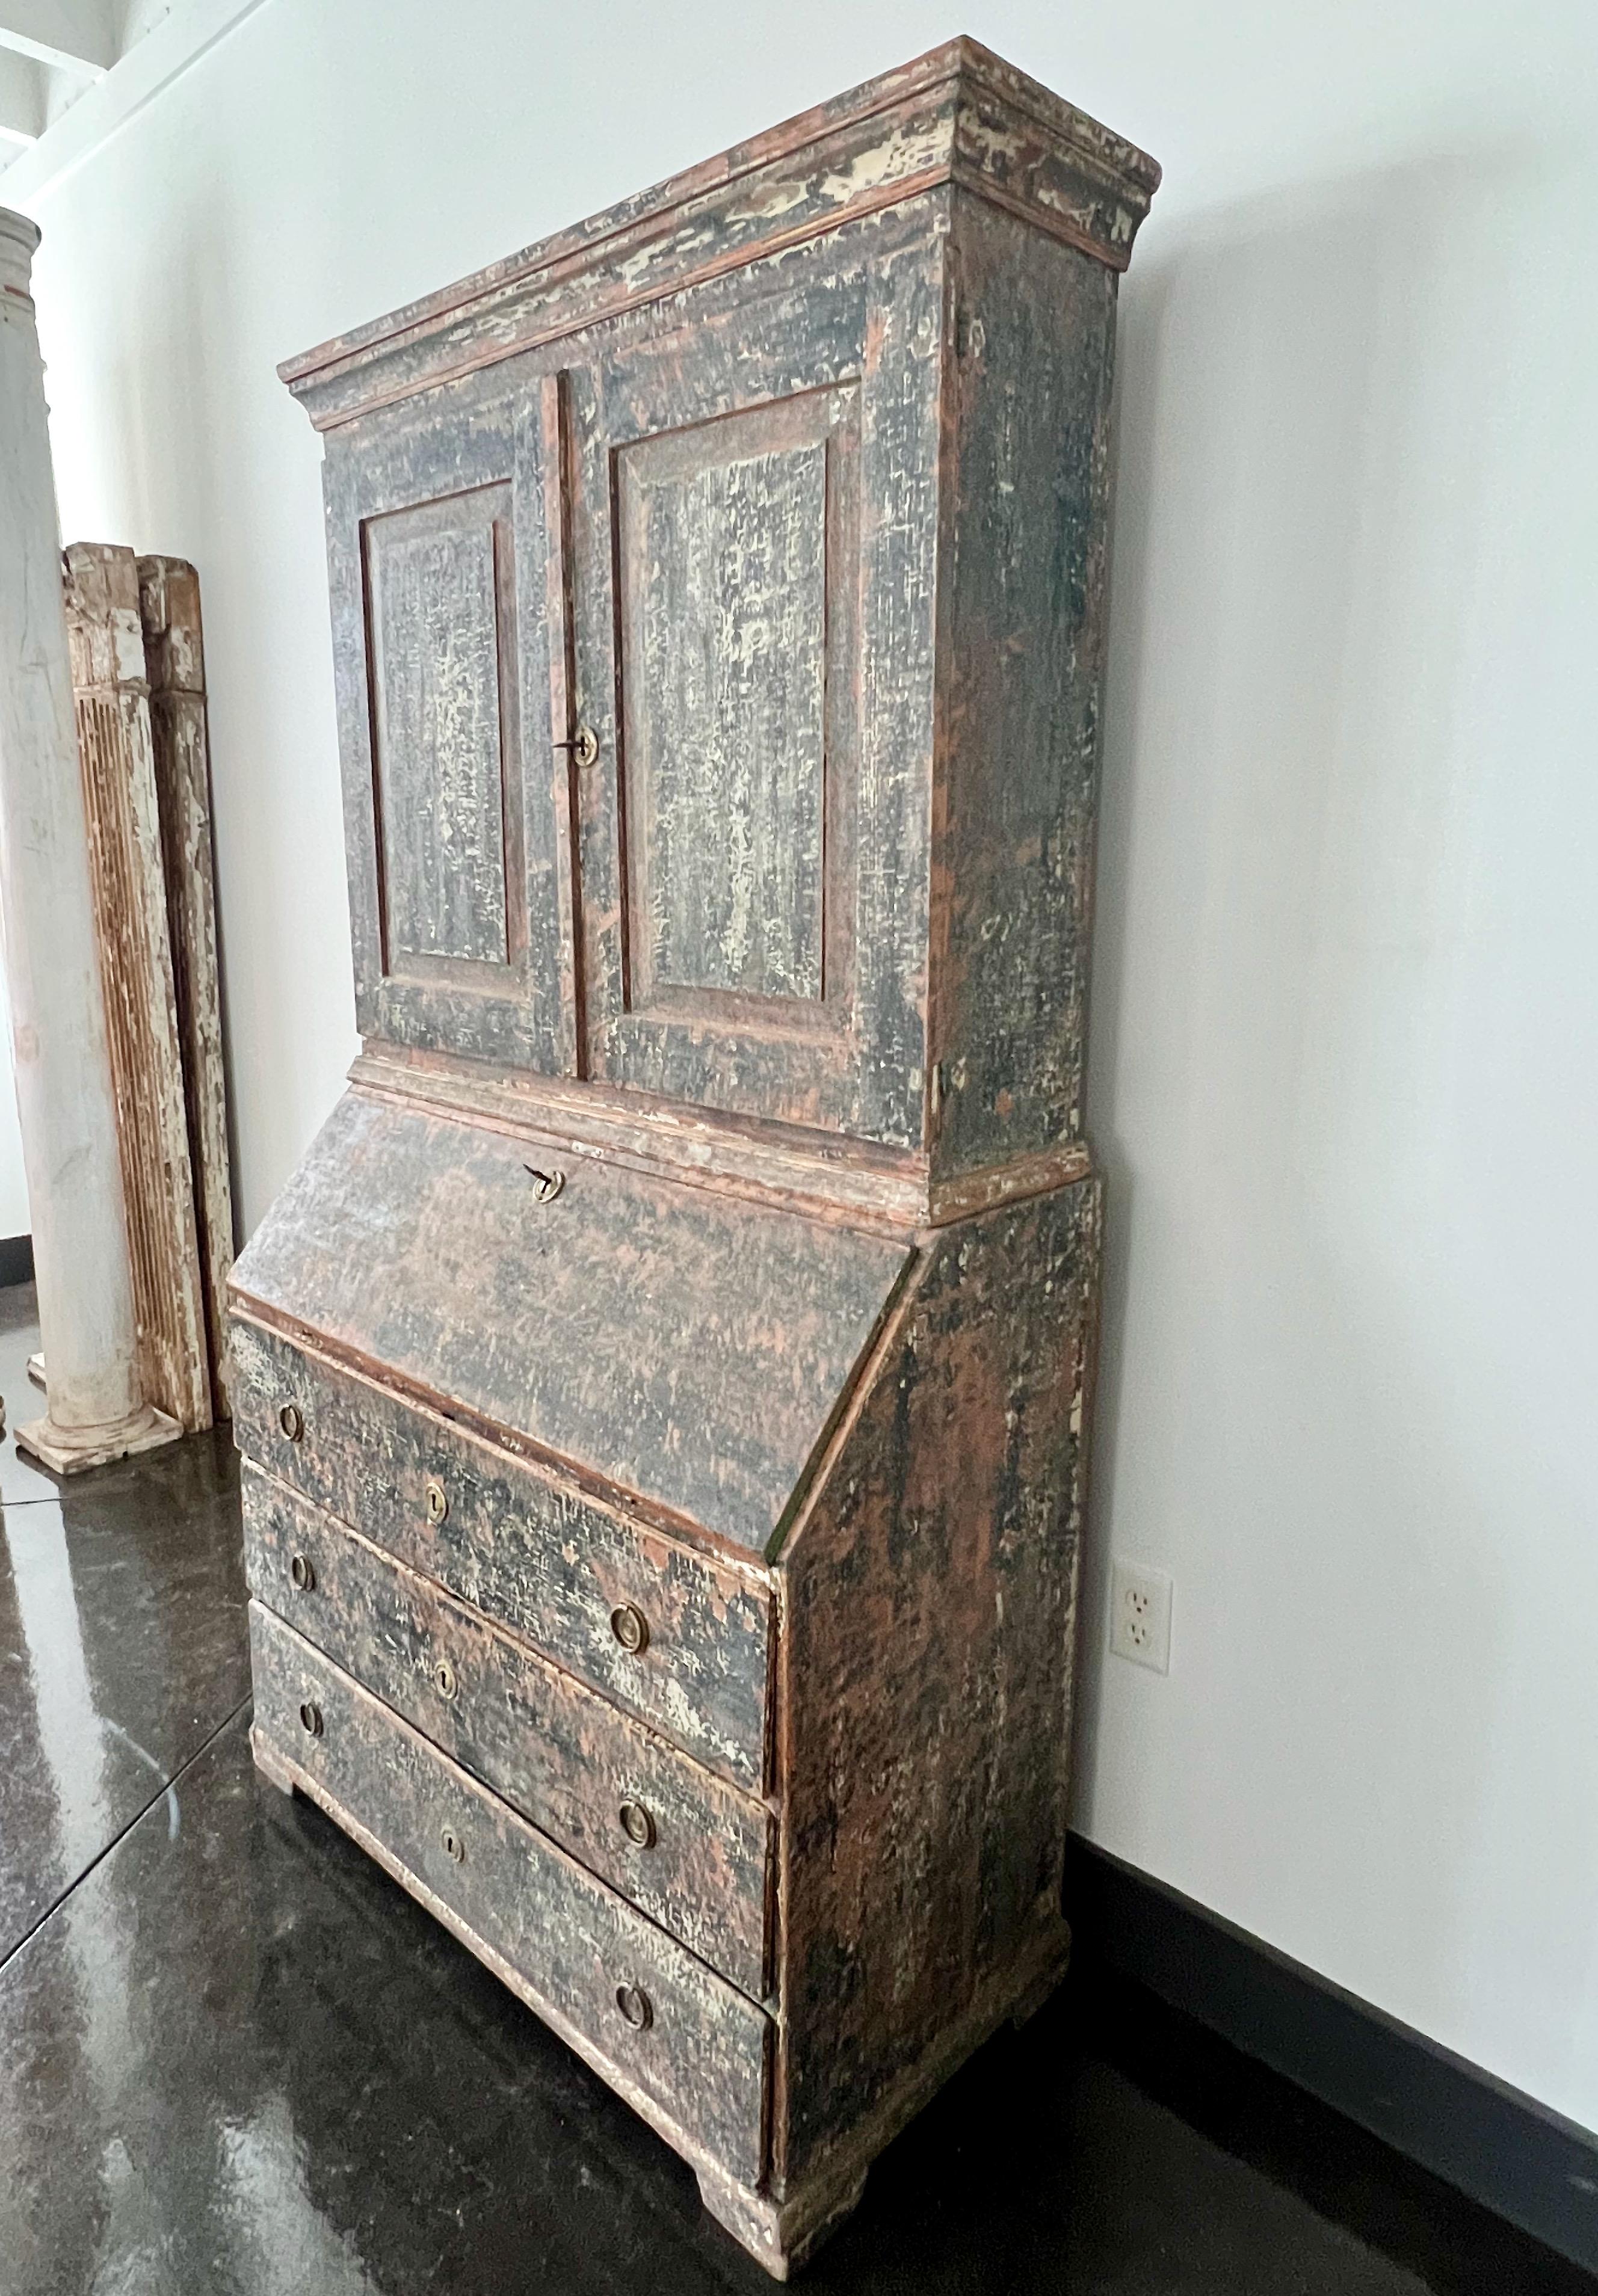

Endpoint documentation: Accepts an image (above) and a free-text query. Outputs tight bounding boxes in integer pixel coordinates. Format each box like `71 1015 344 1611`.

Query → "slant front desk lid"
230 1089 912 1556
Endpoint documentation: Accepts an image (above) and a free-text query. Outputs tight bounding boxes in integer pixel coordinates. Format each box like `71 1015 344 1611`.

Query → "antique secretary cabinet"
232 40 1158 2276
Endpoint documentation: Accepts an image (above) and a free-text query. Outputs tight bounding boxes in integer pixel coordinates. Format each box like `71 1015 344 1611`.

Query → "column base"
16 1399 182 1475
26 1349 45 1390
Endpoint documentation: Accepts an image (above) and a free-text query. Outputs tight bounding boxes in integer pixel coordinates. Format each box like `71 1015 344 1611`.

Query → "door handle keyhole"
554 725 599 769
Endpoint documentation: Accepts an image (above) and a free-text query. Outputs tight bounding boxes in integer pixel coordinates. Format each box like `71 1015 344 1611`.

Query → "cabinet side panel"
774 1175 1100 2190
932 196 1119 1177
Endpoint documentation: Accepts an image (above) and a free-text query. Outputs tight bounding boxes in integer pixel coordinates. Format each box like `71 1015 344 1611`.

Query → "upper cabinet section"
290 38 1158 1178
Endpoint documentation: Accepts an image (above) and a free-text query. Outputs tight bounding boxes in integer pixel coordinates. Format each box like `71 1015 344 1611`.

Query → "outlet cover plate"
1109 1558 1173 1673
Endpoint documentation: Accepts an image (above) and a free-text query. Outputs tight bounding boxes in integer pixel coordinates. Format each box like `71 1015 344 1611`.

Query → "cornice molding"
283 37 1160 434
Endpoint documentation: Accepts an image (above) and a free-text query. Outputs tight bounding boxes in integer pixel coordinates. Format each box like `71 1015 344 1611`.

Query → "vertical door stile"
540 369 586 1078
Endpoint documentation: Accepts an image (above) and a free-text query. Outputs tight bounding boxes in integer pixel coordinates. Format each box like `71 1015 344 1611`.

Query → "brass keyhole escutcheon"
424 1479 449 1526
289 1553 315 1593
555 724 599 769
618 1800 656 1850
440 1826 465 1864
615 1982 653 2032
523 1165 566 1204
279 1402 303 1442
433 1657 458 1701
609 1603 649 1655
298 1700 322 1737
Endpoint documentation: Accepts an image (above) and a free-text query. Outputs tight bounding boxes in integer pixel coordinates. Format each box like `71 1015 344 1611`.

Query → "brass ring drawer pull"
440 1826 465 1864
523 1165 565 1204
609 1603 649 1655
278 1402 303 1442
298 1700 322 1737
615 1982 653 2031
424 1479 449 1526
618 1800 656 1849
289 1553 315 1593
433 1657 458 1701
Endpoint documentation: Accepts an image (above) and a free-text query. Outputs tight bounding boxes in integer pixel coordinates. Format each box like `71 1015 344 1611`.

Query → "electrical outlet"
1109 1559 1172 1673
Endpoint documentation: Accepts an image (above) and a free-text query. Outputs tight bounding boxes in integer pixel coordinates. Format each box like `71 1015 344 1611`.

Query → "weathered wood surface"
281 38 1158 432
244 1461 773 1995
773 1177 1100 2193
349 1045 1094 1233
569 227 929 1145
322 375 566 1072
231 1313 773 1788
64 542 210 1433
620 413 830 1007
262 42 1155 2274
613 379 858 1030
366 485 517 967
316 184 1128 1181
250 1603 772 2186
229 1087 910 1554
138 555 236 1419
311 75 1146 1180
928 195 1119 1179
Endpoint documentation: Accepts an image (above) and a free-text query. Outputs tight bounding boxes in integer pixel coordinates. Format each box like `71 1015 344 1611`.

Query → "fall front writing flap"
229 1088 912 1556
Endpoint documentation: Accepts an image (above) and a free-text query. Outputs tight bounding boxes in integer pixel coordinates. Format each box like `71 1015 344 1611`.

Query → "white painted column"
0 207 177 1473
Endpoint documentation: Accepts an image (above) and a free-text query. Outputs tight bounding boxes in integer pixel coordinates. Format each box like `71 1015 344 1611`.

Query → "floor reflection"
0 1713 756 2296
0 1281 248 1961
5 1503 116 1912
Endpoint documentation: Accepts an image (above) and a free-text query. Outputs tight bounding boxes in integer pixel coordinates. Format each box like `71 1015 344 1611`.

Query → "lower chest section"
251 1603 771 2187
236 1318 779 2187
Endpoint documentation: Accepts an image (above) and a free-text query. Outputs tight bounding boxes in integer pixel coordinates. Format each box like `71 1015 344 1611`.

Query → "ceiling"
0 1 172 165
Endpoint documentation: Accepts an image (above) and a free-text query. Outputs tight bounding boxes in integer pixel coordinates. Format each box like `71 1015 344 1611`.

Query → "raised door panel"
366 484 516 971
323 368 579 1071
615 391 854 1026
561 236 942 1146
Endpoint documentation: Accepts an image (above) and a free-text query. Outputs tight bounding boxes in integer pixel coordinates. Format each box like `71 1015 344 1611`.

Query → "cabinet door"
324 368 578 1072
557 247 940 1145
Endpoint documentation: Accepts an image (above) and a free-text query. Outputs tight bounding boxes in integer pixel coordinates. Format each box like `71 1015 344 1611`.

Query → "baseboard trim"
1064 1837 1598 2277
0 1234 34 1288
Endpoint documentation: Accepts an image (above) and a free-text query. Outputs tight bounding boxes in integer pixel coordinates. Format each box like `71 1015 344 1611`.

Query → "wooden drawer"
250 1602 771 2188
244 1462 773 1996
233 1314 771 1791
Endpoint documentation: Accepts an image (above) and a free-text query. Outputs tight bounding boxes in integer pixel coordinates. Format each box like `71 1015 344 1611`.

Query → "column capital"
0 208 40 308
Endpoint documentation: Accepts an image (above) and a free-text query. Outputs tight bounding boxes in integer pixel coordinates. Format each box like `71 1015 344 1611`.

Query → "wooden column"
65 541 211 1433
139 555 235 1419
0 208 179 1473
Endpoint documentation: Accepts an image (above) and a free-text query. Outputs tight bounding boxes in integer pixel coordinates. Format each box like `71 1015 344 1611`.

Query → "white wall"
15 0 1596 2132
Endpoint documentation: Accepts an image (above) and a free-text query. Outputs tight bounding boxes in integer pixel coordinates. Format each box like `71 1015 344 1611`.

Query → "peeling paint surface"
628 439 827 1003
247 35 1155 2274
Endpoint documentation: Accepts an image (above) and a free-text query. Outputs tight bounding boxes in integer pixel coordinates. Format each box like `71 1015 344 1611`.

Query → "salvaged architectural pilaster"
139 554 236 1419
64 541 211 1434
0 211 179 1474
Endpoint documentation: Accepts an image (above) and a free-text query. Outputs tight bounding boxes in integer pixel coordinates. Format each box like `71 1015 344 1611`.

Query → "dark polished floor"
0 1280 1589 2296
